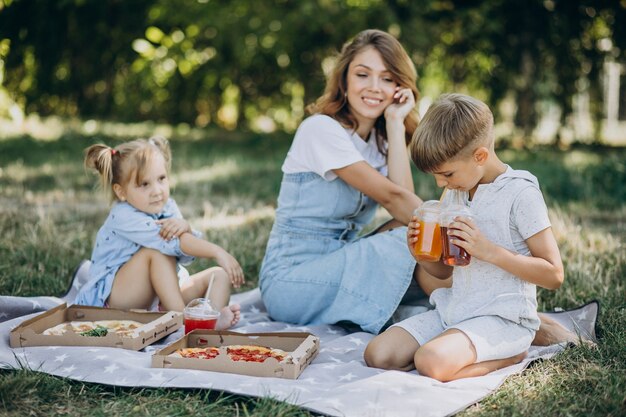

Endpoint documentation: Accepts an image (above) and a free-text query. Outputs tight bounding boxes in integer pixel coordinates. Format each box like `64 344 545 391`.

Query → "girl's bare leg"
181 266 240 330
181 266 230 308
414 328 526 382
364 327 421 371
108 248 184 311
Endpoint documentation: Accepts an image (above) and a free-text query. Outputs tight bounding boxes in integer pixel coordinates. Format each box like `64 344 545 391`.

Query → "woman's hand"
215 248 245 289
156 218 191 241
384 87 416 123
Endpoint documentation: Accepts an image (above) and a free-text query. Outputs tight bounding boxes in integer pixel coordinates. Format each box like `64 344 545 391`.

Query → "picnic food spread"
171 344 292 363
42 320 143 337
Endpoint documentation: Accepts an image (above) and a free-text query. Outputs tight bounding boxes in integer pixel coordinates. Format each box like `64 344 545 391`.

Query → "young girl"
74 136 244 329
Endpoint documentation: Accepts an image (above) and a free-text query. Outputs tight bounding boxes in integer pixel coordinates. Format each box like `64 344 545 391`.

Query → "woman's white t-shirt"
282 114 388 181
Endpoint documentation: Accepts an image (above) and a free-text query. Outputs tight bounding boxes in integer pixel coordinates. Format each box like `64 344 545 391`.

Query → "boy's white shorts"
391 309 535 363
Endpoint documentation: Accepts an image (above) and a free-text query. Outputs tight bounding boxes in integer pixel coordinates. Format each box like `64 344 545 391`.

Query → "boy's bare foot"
215 304 241 330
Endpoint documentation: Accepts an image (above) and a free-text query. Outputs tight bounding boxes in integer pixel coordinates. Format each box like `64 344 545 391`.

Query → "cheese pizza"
42 320 143 337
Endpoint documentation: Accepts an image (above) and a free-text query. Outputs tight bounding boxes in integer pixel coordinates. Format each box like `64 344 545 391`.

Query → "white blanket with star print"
0 262 598 417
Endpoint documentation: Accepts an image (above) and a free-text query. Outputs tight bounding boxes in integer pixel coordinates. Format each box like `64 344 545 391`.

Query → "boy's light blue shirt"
74 198 200 307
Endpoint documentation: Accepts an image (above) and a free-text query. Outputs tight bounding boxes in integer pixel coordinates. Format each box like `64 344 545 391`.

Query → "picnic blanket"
0 261 599 417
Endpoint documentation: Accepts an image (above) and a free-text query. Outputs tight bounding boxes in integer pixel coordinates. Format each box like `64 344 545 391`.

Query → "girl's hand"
384 87 416 123
215 248 245 289
446 216 496 262
156 218 191 241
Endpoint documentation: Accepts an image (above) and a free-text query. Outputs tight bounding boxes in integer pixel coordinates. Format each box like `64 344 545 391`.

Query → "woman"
259 29 440 333
259 29 580 344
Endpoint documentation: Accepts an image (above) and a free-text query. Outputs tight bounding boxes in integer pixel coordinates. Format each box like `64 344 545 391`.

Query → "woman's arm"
384 87 416 192
334 161 422 225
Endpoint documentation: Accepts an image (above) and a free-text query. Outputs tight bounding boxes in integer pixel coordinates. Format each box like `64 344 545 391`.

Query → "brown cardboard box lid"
10 303 182 350
152 330 320 379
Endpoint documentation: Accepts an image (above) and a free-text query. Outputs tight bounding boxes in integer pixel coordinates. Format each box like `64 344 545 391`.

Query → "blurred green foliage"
0 0 624 137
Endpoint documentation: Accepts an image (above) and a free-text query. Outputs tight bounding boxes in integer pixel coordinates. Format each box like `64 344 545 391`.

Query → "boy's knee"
414 348 447 381
364 338 400 370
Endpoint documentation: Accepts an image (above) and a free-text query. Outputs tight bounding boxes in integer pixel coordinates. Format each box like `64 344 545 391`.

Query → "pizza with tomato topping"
172 347 221 360
171 345 292 363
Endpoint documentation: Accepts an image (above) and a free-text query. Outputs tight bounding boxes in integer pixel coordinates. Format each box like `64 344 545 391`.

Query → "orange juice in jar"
412 200 442 262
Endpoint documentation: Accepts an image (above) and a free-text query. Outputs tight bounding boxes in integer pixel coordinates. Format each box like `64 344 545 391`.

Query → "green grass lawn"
1 127 625 416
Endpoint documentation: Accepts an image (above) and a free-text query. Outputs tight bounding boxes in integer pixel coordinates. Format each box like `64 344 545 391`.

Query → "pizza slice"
226 345 291 363
172 347 221 359
42 322 72 336
41 319 144 337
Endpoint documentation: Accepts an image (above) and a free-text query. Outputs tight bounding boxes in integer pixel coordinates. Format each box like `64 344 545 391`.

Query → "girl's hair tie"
111 149 118 156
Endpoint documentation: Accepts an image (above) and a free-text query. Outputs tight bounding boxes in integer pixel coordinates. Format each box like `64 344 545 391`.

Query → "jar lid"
440 204 472 224
184 298 219 318
413 200 441 215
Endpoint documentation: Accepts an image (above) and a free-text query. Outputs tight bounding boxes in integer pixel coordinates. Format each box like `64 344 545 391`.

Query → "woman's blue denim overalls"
259 172 417 334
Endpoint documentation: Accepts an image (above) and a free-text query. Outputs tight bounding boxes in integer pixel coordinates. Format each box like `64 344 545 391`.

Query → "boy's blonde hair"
84 136 172 202
410 93 494 172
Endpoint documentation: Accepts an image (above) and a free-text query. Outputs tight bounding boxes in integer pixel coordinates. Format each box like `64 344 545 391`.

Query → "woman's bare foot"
534 313 593 346
215 304 241 330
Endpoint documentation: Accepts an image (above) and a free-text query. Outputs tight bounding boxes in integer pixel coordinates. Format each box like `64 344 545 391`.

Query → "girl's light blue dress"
74 198 198 307
259 172 418 334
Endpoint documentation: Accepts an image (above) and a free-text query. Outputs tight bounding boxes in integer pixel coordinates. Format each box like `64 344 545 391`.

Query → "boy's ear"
473 147 489 166
112 183 125 201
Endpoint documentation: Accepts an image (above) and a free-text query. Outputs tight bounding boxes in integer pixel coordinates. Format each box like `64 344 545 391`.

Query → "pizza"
171 344 292 363
42 320 144 337
171 347 221 360
226 345 289 363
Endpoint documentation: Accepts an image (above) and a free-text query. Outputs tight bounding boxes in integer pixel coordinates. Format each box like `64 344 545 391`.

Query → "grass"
1 127 625 416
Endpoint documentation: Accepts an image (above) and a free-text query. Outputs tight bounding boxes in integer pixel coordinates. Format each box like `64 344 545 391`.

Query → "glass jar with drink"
439 204 472 267
412 200 443 262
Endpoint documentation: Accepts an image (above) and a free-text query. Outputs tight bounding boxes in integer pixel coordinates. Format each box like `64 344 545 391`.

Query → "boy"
364 93 564 382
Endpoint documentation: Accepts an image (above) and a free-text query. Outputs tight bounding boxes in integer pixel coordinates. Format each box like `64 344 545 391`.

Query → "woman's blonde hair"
84 136 172 202
410 93 494 172
307 29 419 153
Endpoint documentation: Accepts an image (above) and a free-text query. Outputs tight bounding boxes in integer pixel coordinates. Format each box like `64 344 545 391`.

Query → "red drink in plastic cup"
183 298 219 334
184 316 218 334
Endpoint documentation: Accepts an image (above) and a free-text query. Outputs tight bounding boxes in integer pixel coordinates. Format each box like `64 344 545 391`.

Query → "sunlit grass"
1 126 625 417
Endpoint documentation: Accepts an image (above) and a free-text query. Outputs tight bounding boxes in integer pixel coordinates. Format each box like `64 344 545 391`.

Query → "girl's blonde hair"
410 93 494 172
307 29 419 154
84 136 172 201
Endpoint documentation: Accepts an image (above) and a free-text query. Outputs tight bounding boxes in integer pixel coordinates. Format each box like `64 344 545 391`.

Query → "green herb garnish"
80 325 109 337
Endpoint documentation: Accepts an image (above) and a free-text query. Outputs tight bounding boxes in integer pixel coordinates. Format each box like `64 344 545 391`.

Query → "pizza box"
151 330 320 379
9 303 182 350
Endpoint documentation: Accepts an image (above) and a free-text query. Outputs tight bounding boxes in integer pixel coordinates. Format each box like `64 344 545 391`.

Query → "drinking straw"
439 188 448 203
204 272 215 300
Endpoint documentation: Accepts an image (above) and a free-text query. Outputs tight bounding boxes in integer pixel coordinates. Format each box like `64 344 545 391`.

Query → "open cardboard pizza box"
10 303 182 350
152 330 320 379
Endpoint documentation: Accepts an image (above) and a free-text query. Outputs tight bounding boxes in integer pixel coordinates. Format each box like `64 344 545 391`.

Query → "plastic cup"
183 298 219 334
412 200 442 262
439 204 472 267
